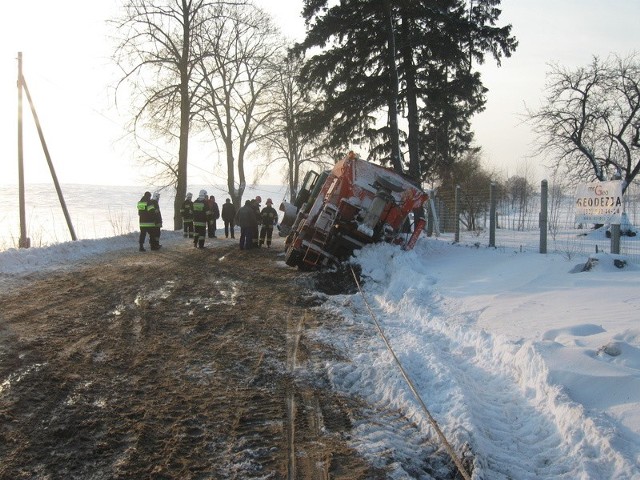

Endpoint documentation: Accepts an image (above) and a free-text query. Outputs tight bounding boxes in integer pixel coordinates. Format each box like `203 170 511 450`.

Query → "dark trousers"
252 226 260 248
259 226 274 246
151 227 161 249
239 227 253 250
183 220 194 238
224 220 235 238
139 226 153 247
194 224 206 248
208 220 217 238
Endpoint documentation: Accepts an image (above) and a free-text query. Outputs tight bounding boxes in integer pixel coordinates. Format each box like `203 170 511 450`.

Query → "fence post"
611 224 621 254
454 185 460 243
489 183 496 247
540 180 548 254
426 199 434 237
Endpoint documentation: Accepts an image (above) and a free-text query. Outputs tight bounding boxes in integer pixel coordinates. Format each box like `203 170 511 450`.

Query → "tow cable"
349 265 472 480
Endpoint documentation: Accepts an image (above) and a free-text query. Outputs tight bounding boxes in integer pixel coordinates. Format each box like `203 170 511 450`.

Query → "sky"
1 230 639 478
1 1 639 187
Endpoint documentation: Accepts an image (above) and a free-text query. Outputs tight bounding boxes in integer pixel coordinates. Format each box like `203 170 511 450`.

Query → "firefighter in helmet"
137 191 154 252
192 190 212 248
259 198 278 248
149 192 162 250
180 192 194 238
251 195 262 248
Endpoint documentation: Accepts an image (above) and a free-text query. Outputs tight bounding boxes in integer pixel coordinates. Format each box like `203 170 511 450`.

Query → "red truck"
280 152 429 270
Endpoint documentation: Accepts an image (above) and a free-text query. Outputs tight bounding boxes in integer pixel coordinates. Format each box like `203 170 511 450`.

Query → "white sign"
575 181 623 224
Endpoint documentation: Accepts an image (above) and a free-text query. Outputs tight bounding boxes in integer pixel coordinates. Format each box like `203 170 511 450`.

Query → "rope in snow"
349 265 472 480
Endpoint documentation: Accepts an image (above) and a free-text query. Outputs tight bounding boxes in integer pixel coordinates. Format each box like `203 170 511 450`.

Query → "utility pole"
16 52 77 245
17 52 30 248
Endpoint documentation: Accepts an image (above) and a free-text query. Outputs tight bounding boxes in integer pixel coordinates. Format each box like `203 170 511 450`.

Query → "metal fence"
427 181 640 263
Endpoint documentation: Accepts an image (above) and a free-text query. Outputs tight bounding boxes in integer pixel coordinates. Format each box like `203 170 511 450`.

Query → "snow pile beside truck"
280 152 429 270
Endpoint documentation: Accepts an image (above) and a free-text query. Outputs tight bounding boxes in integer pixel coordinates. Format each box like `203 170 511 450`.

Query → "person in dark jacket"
234 199 258 250
250 196 262 248
180 192 194 238
221 198 236 238
137 191 154 252
193 190 212 249
259 198 278 248
148 192 162 250
207 195 220 238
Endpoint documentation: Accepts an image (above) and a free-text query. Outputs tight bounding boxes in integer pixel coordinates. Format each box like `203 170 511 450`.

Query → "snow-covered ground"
1 231 639 479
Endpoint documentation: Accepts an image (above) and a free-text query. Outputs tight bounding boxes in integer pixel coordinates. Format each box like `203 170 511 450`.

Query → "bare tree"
439 150 495 232
111 0 232 229
255 55 334 201
502 159 536 231
548 172 567 240
192 3 281 208
528 53 640 194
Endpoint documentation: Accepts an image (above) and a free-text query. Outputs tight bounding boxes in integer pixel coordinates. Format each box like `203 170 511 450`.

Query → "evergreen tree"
295 0 517 181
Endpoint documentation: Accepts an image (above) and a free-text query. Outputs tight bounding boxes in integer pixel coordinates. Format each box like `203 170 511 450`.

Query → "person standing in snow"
250 196 262 249
207 195 220 238
137 191 155 252
192 190 211 249
259 198 278 248
149 192 162 250
234 199 258 250
221 198 236 239
180 192 194 238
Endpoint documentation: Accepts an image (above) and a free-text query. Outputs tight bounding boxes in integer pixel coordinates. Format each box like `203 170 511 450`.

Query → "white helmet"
152 192 160 200
186 192 193 200
199 189 207 198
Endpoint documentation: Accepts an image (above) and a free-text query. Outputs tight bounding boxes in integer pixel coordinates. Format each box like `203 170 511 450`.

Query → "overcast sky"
1 0 639 187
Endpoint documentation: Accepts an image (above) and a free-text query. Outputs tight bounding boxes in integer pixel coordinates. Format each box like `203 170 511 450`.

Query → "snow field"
316 238 640 479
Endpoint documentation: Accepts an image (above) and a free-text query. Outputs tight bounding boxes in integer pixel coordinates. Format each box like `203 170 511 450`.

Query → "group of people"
234 195 278 250
179 190 228 248
139 190 278 252
179 190 226 248
180 192 278 250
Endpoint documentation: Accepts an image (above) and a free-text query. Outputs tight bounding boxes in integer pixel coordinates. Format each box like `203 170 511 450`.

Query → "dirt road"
0 236 392 479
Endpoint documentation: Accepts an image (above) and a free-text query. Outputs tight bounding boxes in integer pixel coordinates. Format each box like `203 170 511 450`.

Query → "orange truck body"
282 153 428 270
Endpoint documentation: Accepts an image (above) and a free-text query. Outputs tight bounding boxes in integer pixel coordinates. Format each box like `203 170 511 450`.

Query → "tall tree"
192 3 281 208
294 0 516 181
258 54 332 201
294 1 394 166
112 0 224 230
528 53 640 193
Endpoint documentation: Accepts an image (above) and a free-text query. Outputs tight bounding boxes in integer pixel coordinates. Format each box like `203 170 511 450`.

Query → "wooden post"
22 75 77 241
454 185 460 243
489 182 496 247
17 52 30 248
540 180 548 254
611 224 621 254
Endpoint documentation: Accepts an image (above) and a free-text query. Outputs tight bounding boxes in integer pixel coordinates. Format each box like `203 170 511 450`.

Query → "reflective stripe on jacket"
138 200 156 228
192 200 211 227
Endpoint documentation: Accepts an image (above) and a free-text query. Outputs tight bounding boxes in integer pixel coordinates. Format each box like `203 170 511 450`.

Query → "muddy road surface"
0 236 397 480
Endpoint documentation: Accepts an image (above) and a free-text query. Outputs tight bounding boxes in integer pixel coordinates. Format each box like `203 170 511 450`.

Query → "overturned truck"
280 152 429 270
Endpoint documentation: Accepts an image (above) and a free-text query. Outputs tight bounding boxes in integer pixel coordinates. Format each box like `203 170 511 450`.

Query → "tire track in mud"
0 239 384 479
